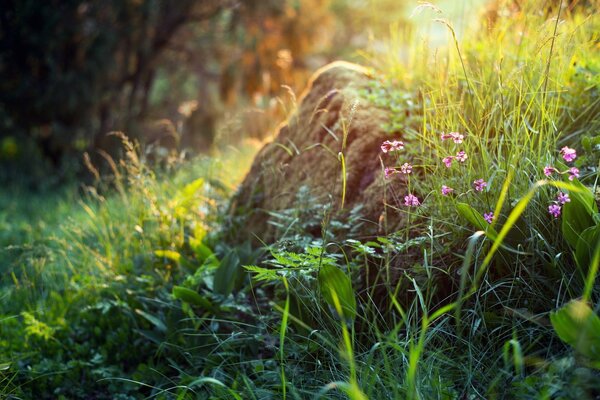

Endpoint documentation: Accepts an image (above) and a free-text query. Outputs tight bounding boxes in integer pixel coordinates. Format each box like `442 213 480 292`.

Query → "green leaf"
213 251 241 296
175 178 205 218
244 265 281 281
575 225 600 271
172 286 213 309
135 309 167 333
550 300 600 363
562 181 597 247
318 264 356 320
456 202 498 240
187 377 242 400
191 242 214 263
582 136 592 152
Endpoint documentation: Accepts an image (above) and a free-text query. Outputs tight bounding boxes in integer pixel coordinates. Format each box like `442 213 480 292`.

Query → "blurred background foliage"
0 0 411 187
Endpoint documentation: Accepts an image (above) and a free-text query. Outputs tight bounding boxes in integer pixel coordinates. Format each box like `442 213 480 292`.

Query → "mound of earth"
228 61 411 245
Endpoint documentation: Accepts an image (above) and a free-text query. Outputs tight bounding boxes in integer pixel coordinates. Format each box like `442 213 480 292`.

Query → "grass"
0 141 261 398
353 3 600 397
2 1 600 399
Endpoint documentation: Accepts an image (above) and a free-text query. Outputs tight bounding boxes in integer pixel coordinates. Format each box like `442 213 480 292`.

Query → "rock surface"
229 61 408 244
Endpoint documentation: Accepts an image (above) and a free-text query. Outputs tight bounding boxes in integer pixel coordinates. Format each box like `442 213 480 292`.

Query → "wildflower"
404 194 420 207
560 146 577 163
450 132 464 143
441 132 464 144
473 179 487 192
384 167 397 178
557 192 570 204
548 204 561 218
381 140 404 153
443 156 454 168
441 185 454 196
455 150 468 163
568 167 580 181
543 166 556 177
483 212 494 224
400 163 413 174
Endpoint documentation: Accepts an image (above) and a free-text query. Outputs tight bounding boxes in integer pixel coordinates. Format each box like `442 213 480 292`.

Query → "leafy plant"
551 300 600 368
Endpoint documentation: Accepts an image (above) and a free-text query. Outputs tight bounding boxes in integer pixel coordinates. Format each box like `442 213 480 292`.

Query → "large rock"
229 61 408 244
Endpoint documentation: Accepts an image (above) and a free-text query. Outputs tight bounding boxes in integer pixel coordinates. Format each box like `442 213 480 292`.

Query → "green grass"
354 2 600 398
0 140 261 398
2 1 600 399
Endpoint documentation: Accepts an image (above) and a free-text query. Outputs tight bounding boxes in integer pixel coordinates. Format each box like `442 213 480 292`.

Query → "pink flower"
544 166 556 177
441 132 464 144
381 140 405 153
441 185 454 196
483 212 494 224
443 156 454 168
473 179 487 192
557 192 570 204
400 163 412 174
568 167 580 181
455 150 468 163
449 132 464 144
548 204 561 218
384 167 397 178
404 194 420 207
560 146 577 163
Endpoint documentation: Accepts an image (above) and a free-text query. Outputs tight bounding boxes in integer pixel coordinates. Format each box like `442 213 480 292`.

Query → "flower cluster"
441 185 453 196
400 163 412 174
440 131 468 169
560 146 577 163
548 192 570 219
381 135 581 222
568 167 580 181
548 204 561 218
442 150 468 168
384 163 413 178
543 166 556 177
438 131 493 223
379 130 493 217
473 179 487 192
384 167 396 178
380 139 419 207
381 140 404 153
404 194 420 207
544 164 579 181
557 192 570 205
544 146 578 218
440 132 464 144
440 133 487 190
545 146 579 181
484 212 494 224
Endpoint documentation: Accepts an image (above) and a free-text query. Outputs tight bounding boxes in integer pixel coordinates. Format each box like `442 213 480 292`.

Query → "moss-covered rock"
229 61 409 244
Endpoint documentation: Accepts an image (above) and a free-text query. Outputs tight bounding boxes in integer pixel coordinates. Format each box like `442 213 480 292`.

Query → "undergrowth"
2 1 600 399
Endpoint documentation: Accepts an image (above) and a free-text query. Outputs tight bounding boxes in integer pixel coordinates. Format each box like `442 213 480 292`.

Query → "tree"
0 0 229 168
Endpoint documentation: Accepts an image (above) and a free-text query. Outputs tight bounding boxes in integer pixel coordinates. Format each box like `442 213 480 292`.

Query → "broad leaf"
172 286 214 309
135 309 167 333
575 225 600 272
318 264 356 320
191 242 214 263
562 181 597 248
213 251 241 296
456 202 498 240
550 300 600 363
